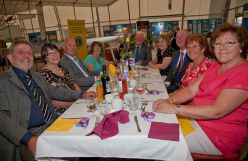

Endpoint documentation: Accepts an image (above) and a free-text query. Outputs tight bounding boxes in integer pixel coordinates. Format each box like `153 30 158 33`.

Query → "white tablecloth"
36 68 193 161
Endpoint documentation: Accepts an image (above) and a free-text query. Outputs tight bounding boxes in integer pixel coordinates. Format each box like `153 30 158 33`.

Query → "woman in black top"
149 33 175 76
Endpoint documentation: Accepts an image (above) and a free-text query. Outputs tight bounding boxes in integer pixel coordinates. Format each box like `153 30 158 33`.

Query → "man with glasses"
165 29 190 93
0 39 96 161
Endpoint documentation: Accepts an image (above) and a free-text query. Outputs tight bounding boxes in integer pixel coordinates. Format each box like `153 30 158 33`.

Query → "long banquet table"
35 68 193 161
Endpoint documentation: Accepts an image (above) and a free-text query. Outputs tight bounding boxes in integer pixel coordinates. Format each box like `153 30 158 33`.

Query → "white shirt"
65 54 89 77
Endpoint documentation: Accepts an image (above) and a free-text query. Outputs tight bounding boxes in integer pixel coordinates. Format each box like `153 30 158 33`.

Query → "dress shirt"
65 54 89 77
134 46 141 62
13 67 56 145
176 49 187 68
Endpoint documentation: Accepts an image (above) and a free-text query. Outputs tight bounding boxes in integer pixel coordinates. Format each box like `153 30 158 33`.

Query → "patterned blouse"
156 46 175 76
40 65 76 90
180 58 215 89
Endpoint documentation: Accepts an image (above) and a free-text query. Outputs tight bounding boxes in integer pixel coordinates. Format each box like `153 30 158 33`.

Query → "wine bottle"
101 65 111 95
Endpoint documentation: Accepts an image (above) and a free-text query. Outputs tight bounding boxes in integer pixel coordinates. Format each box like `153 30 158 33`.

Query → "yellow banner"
67 20 87 60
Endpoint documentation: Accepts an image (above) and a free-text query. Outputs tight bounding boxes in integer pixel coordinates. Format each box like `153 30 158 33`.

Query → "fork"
141 101 148 112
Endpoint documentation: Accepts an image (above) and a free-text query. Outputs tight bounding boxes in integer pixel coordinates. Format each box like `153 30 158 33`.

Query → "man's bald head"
63 38 77 56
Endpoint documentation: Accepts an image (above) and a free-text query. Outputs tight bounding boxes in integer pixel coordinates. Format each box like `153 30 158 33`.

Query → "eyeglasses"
213 41 238 48
186 44 200 50
46 51 59 56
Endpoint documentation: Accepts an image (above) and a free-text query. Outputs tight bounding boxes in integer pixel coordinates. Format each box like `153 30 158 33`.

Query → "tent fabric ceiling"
0 0 118 14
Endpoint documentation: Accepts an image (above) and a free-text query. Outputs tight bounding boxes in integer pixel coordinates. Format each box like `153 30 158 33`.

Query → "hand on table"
83 91 97 99
27 135 39 156
152 99 177 114
86 63 95 72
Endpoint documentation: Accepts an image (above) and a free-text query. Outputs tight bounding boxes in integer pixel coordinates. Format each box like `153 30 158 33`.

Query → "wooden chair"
191 153 227 161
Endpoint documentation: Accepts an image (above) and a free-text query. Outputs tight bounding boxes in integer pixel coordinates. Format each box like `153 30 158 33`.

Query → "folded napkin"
148 122 179 141
46 118 79 132
86 110 129 139
177 116 195 136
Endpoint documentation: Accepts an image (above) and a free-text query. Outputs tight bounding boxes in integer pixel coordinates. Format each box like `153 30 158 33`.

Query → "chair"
191 153 226 161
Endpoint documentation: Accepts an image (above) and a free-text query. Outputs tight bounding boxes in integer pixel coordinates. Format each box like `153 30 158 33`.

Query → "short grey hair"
135 31 146 39
10 38 33 54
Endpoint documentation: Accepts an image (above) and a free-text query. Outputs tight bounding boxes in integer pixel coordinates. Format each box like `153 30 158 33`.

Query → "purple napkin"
75 117 89 128
147 90 160 95
141 112 155 121
86 110 129 139
148 122 179 141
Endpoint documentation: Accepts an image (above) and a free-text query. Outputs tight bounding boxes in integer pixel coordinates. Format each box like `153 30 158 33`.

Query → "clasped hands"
152 98 178 114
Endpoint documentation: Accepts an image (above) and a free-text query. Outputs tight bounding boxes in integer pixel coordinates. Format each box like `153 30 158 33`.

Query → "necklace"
45 64 64 76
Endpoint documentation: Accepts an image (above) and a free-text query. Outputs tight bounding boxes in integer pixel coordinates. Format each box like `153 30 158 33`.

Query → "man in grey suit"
0 39 96 161
129 31 152 66
165 30 190 93
60 38 97 91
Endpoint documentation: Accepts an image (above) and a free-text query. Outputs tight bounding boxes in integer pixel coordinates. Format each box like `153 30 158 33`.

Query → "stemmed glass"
86 98 97 112
135 82 146 100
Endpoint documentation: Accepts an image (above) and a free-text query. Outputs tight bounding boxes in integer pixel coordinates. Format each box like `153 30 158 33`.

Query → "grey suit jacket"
60 54 95 91
130 43 152 66
0 68 81 161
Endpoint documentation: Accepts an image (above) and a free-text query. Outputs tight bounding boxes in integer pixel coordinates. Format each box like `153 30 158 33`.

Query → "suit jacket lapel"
8 67 24 89
30 71 47 91
65 55 87 75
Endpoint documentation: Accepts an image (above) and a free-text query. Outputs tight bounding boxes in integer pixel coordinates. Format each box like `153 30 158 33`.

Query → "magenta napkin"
148 122 179 141
86 110 129 139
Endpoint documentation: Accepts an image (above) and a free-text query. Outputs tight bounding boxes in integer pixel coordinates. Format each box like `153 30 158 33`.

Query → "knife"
134 116 141 132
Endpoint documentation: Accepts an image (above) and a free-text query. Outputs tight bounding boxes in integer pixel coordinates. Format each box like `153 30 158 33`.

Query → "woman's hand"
152 99 177 114
148 60 156 68
86 63 95 72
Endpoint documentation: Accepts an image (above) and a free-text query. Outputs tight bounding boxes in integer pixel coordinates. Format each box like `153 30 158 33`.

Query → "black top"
156 46 175 76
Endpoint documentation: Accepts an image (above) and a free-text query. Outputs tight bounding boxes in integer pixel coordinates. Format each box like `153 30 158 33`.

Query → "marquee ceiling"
0 0 118 14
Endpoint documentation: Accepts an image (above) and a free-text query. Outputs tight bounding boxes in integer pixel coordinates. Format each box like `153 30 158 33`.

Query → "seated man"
60 38 98 91
165 29 190 93
129 31 152 66
0 38 96 161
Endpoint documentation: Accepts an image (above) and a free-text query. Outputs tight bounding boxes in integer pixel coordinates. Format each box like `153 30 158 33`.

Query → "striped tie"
73 57 89 77
25 74 52 122
177 52 184 74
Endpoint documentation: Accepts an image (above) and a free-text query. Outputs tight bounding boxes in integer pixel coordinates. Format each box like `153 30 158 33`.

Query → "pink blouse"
180 58 214 89
193 62 248 160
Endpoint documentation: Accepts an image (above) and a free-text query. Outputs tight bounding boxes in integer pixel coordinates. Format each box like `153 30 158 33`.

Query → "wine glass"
86 98 97 112
135 83 146 100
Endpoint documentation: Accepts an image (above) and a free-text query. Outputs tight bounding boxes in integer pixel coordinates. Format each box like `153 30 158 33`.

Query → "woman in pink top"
180 34 215 89
153 23 248 160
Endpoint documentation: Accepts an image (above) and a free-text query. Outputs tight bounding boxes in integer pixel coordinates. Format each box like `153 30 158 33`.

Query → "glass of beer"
135 83 146 100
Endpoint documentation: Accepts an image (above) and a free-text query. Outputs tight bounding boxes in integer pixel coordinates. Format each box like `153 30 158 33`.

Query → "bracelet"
169 97 175 104
176 104 180 115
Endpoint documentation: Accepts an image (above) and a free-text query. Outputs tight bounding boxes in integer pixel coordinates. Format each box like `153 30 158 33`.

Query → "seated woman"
148 33 175 77
180 34 215 90
152 23 248 160
84 41 109 74
40 44 81 115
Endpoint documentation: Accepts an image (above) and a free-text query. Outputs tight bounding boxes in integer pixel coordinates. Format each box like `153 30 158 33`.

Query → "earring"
240 50 242 53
